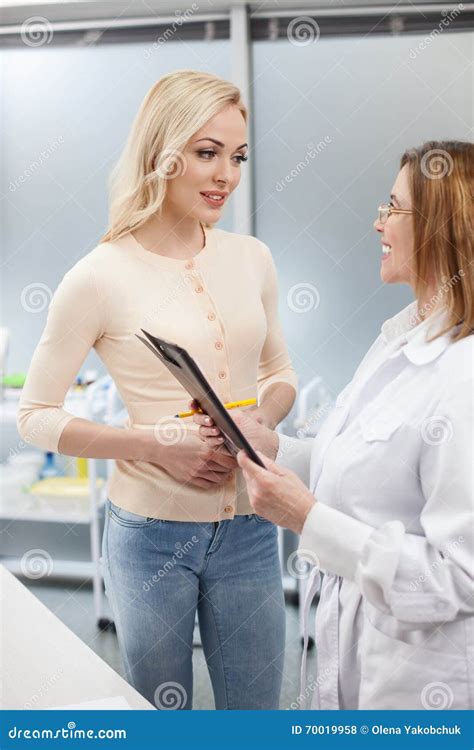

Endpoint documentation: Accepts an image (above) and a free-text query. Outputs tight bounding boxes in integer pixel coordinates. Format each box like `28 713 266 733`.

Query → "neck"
132 207 205 259
416 285 442 322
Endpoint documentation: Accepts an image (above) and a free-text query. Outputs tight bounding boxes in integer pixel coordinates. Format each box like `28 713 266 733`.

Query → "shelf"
1 557 97 581
0 497 106 524
0 506 95 524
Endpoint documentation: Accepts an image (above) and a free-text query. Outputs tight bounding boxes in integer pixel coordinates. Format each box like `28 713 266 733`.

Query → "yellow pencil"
176 398 257 419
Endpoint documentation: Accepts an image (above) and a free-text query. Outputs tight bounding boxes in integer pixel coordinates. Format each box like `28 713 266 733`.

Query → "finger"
199 437 226 449
197 470 232 483
255 450 286 476
193 413 215 427
206 461 233 473
236 450 267 479
190 477 216 489
209 451 237 469
199 426 222 438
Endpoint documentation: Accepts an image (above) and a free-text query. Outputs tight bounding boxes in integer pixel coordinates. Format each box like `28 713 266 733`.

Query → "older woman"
195 141 473 710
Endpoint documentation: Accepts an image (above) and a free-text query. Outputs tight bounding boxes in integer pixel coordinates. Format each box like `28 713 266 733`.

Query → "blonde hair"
101 70 247 243
400 140 474 342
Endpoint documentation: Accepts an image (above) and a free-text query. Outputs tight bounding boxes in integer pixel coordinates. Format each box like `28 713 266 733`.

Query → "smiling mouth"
382 243 392 257
200 191 227 207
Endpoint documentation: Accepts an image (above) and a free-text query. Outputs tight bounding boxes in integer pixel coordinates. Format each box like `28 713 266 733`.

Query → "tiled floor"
23 578 317 710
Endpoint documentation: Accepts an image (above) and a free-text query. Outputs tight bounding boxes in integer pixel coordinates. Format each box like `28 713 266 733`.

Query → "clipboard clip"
136 329 182 368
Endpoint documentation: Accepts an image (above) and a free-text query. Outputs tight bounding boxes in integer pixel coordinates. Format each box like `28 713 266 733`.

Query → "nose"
373 217 383 233
213 159 231 187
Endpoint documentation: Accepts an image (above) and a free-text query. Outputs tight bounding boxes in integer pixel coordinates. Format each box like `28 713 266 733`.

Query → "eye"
233 154 248 164
198 149 216 160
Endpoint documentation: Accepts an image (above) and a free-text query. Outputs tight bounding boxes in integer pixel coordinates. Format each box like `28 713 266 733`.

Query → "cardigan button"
207 312 216 321
215 341 223 350
218 371 227 380
224 505 233 514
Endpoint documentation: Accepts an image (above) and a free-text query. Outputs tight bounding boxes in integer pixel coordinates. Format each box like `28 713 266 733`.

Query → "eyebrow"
194 138 248 150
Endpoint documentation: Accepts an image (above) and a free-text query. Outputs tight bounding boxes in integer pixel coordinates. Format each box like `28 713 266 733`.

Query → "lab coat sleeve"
276 434 313 487
299 378 474 625
17 261 105 453
256 243 298 401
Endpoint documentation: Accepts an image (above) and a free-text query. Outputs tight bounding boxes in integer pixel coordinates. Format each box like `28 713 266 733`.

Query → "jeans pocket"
107 498 161 528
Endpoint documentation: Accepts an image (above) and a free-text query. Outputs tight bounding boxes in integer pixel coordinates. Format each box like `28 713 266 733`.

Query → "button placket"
189 269 231 401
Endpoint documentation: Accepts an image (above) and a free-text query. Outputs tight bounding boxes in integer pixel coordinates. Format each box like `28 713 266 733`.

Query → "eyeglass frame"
377 202 413 225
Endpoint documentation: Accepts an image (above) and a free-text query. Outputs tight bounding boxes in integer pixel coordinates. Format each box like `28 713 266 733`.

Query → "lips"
200 191 228 208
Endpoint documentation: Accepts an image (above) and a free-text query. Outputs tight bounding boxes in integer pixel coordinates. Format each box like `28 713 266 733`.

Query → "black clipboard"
135 329 265 468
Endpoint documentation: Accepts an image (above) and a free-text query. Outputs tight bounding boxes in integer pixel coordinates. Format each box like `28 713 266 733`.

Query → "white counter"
0 565 154 710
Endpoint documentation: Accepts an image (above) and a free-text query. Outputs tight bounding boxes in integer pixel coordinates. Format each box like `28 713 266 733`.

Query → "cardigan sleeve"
256 243 298 401
17 261 105 453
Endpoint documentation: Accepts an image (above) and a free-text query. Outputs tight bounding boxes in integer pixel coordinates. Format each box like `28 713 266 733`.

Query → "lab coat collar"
381 302 453 366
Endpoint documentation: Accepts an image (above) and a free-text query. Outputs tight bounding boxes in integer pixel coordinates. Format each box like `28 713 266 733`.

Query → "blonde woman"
196 140 474 709
18 71 297 710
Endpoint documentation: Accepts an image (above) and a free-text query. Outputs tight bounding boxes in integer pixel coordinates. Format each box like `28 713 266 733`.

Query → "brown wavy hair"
400 140 473 342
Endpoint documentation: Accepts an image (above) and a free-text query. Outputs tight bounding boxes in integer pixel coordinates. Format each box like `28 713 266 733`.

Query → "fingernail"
205 418 211 425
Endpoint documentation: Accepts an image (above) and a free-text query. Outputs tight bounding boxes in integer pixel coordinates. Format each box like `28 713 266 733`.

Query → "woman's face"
374 164 416 287
163 104 248 224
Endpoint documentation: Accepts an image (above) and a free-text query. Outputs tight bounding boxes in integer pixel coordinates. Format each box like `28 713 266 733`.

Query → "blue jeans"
101 499 285 710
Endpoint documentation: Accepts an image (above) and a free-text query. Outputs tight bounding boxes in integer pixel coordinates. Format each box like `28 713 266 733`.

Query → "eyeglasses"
377 202 413 225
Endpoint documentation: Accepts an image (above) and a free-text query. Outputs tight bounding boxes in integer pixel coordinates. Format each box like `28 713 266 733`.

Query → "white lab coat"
278 302 473 709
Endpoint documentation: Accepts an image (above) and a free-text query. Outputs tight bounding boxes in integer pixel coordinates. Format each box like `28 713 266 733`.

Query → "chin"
202 209 223 224
380 266 397 284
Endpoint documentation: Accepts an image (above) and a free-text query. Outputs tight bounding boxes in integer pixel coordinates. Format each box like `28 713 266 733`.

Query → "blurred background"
1 0 472 710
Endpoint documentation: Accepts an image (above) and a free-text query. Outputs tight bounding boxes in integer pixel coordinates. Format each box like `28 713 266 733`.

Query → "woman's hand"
237 450 316 534
146 430 237 490
190 400 279 460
